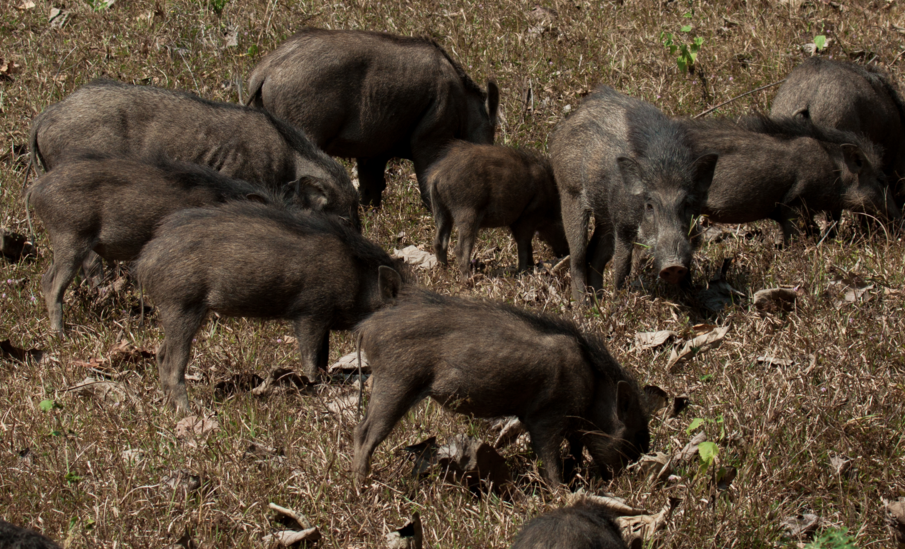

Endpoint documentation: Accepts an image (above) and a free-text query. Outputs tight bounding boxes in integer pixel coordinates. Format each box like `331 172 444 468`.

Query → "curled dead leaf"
781 513 820 540
667 326 730 372
1 339 44 363
392 245 437 270
406 435 514 497
269 502 312 529
635 330 677 350
214 373 265 398
386 513 423 549
66 376 143 411
492 417 527 449
175 415 219 441
0 230 35 261
251 368 310 397
328 350 369 375
566 491 649 516
885 497 905 548
753 288 799 313
263 528 321 547
678 431 708 461
615 497 682 546
671 395 690 417
756 355 794 367
627 452 673 485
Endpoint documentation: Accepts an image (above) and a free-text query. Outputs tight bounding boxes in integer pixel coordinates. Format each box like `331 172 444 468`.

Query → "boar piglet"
352 290 656 487
134 202 406 412
246 28 499 208
0 519 61 549
510 499 627 549
551 85 718 302
27 152 331 334
771 57 905 201
29 78 360 230
688 114 901 242
426 141 568 275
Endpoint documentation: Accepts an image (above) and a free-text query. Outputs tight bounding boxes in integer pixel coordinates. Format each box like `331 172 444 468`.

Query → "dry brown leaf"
886 497 905 548
615 497 681 545
251 368 310 397
406 435 514 497
328 350 369 374
756 355 794 367
269 502 313 529
667 326 730 372
263 528 321 547
492 417 526 449
781 513 820 540
67 376 143 411
828 452 852 476
753 288 799 313
0 339 44 363
566 491 649 516
634 330 677 349
48 7 69 28
17 0 36 8
678 431 708 461
324 389 359 421
175 415 219 438
108 339 155 365
392 245 438 270
0 229 35 261
386 513 423 549
627 452 672 484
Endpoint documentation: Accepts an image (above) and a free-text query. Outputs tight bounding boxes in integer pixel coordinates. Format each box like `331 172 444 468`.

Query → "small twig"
693 79 786 118
178 50 200 95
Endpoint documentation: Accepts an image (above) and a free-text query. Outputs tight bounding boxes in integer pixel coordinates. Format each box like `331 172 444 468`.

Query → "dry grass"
2 0 905 547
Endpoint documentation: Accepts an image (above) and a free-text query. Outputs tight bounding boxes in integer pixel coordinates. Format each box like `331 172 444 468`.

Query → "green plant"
814 35 827 52
210 0 228 15
803 527 857 549
661 13 705 73
86 0 113 12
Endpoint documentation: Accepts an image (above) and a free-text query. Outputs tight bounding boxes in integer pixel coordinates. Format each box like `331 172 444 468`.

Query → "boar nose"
659 265 688 285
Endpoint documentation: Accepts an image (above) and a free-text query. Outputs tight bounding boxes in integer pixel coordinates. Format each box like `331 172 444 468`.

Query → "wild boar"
245 28 499 208
29 78 360 230
551 85 718 302
27 152 335 334
426 141 568 275
510 499 627 549
686 114 901 242
134 202 405 412
352 289 654 487
771 57 905 201
0 519 61 549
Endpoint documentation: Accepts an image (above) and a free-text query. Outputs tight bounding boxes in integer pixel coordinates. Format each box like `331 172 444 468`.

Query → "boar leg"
41 237 91 334
353 378 424 484
433 202 454 266
454 210 481 276
157 305 206 413
293 317 330 381
356 157 389 208
510 218 536 272
587 222 614 295
522 415 567 486
611 230 634 290
560 191 589 302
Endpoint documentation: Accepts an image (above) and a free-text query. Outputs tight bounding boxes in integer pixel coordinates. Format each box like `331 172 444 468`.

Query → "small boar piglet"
551 85 717 302
771 57 905 201
352 290 656 487
689 114 901 243
134 202 405 412
29 78 360 230
510 499 628 549
427 141 567 275
245 28 499 208
0 519 62 549
27 152 313 334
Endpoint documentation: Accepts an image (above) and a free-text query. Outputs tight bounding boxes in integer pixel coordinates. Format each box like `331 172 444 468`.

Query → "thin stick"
693 79 786 119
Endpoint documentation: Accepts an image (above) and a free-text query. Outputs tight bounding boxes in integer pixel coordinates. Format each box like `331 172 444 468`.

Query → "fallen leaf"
405 436 440 478
251 368 310 397
0 229 36 261
17 1 36 9
328 350 369 374
828 452 851 476
634 330 677 350
48 7 69 28
263 528 321 547
324 389 359 421
392 245 438 270
491 417 526 449
615 497 682 546
175 415 219 439
406 435 514 497
691 323 717 334
716 465 737 491
697 258 745 312
756 355 794 367
678 431 708 461
781 513 820 540
844 284 874 303
163 470 202 493
885 497 905 548
107 339 155 365
0 339 44 363
667 326 730 372
214 373 265 398
627 452 672 484
566 491 649 516
643 385 669 414
671 395 690 417
67 376 143 410
753 288 799 313
386 513 423 549
224 28 238 48
269 502 313 529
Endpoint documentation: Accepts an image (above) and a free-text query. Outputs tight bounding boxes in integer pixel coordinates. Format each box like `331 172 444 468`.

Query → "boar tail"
244 73 264 108
356 331 365 420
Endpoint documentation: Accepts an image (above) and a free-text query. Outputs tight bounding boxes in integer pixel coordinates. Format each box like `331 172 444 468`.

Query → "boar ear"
692 153 719 190
293 176 330 210
486 79 500 128
792 107 810 120
378 266 403 301
643 385 669 415
840 144 866 175
245 193 269 204
616 157 645 196
616 380 643 421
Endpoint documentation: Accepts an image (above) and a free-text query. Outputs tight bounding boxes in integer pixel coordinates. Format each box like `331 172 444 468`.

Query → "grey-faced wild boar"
245 28 500 208
134 202 405 412
426 141 568 275
550 85 718 302
29 78 360 230
510 499 627 549
26 152 335 334
771 57 905 200
0 519 62 549
352 289 654 487
687 114 901 242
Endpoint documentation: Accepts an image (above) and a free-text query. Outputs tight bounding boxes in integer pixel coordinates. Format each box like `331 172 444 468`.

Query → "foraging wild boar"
246 28 500 208
510 499 627 549
687 114 901 242
352 290 654 487
27 152 337 334
0 519 61 549
29 78 360 230
551 85 718 301
426 141 568 275
771 57 905 197
134 202 405 412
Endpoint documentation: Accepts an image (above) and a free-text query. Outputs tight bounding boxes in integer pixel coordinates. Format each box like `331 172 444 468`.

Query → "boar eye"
645 203 654 212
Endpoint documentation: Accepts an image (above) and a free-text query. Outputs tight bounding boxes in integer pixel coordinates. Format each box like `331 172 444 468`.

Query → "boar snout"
659 264 688 285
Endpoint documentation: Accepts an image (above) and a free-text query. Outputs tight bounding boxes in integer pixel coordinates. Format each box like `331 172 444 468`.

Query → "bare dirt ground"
1 0 904 547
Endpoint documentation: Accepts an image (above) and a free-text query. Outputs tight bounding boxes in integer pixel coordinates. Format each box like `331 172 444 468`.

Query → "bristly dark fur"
0 519 61 549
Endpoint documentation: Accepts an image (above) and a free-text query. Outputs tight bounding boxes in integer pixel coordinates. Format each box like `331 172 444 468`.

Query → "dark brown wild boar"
0 519 61 549
134 203 405 412
245 28 499 208
426 141 568 275
771 57 905 201
551 85 718 302
29 79 360 230
687 114 901 242
510 499 628 549
27 152 334 334
352 290 654 487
